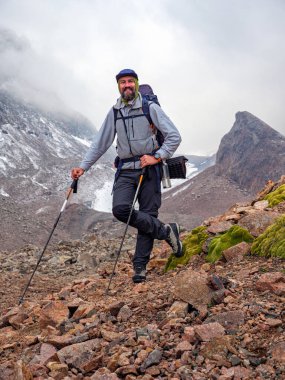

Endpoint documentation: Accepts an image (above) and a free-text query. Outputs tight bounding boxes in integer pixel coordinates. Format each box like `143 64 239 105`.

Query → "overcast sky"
0 0 284 155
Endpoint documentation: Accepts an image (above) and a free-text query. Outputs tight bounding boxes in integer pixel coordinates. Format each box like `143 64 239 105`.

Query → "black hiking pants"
112 166 168 269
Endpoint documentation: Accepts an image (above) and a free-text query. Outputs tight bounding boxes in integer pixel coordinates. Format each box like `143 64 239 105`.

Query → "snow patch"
31 178 48 189
0 188 9 197
91 180 113 213
36 206 50 214
171 183 191 197
72 135 91 147
0 160 6 171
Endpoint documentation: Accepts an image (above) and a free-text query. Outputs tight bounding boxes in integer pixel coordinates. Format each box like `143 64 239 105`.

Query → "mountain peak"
215 112 285 192
233 111 282 139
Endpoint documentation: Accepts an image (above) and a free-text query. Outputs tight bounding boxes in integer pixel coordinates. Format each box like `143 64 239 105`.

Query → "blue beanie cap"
116 69 138 82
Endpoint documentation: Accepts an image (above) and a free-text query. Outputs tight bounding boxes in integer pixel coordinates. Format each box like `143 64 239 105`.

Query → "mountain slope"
0 90 116 250
162 111 285 228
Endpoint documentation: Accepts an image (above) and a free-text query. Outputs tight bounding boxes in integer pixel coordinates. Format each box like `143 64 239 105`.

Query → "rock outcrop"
215 111 285 192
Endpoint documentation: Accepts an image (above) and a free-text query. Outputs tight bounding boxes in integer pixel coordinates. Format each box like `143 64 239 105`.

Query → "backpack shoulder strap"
113 107 119 125
141 97 153 125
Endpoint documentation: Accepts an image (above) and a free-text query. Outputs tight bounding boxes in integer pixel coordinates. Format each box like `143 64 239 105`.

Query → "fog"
1 0 285 155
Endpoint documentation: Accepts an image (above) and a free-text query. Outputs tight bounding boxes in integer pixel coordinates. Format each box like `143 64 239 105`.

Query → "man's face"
118 76 136 101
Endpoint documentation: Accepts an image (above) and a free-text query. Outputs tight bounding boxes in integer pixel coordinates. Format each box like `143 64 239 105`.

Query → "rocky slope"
0 90 116 250
161 166 252 230
0 176 284 379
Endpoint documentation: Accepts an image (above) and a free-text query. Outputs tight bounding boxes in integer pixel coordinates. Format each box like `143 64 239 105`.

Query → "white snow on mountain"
0 188 9 197
91 162 200 213
72 135 92 147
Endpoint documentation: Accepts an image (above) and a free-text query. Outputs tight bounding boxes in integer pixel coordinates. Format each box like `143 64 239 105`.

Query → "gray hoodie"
80 93 181 170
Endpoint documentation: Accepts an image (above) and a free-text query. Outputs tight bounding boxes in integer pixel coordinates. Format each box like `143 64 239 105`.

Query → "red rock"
205 310 245 331
72 302 97 320
207 221 233 234
200 335 237 360
107 351 120 371
239 210 280 237
256 364 276 377
81 353 104 373
271 342 285 363
265 318 282 327
223 242 251 262
39 301 69 330
145 365 160 376
117 305 132 322
232 365 253 379
115 365 138 376
256 272 285 295
253 200 269 210
8 312 29 329
28 363 48 378
182 326 196 343
46 362 68 379
117 352 131 366
0 306 21 326
56 338 101 371
0 361 15 379
100 328 122 342
24 335 38 346
90 367 120 380
57 286 72 300
173 269 214 313
133 283 149 293
175 340 193 355
194 322 225 341
14 360 33 380
39 343 58 365
108 301 125 317
44 332 89 348
167 301 188 318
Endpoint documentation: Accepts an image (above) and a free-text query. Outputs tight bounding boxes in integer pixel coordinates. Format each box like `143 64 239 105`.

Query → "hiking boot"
132 267 146 283
165 223 183 257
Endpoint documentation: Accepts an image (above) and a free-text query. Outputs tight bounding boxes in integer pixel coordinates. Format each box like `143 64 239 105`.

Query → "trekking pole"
18 179 78 305
106 167 147 295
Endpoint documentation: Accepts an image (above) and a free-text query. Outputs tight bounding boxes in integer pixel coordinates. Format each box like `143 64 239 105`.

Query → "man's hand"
140 155 161 168
71 167 85 179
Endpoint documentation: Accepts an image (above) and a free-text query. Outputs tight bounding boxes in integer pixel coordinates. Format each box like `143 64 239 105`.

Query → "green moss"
164 226 208 272
264 184 285 207
206 225 254 263
251 215 285 258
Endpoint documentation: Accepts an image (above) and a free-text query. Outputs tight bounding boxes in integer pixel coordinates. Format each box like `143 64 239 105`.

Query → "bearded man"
71 69 182 283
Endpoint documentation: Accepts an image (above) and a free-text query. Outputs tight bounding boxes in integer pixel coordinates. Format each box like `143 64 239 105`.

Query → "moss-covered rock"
206 225 254 263
264 184 285 207
164 226 208 272
251 215 285 258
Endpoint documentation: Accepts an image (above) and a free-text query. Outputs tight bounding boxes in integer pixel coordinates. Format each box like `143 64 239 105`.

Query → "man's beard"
121 87 136 101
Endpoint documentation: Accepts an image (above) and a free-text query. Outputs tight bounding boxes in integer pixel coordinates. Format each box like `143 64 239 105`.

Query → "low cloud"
0 1 284 155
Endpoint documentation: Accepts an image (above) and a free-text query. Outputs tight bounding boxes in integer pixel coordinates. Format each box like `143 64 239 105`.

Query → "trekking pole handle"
71 179 78 193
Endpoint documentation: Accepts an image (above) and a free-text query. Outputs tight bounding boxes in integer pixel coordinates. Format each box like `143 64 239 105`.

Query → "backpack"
139 84 164 147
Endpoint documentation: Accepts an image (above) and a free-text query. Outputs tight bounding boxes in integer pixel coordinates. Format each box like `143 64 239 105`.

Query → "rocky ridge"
0 177 284 379
162 111 285 229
